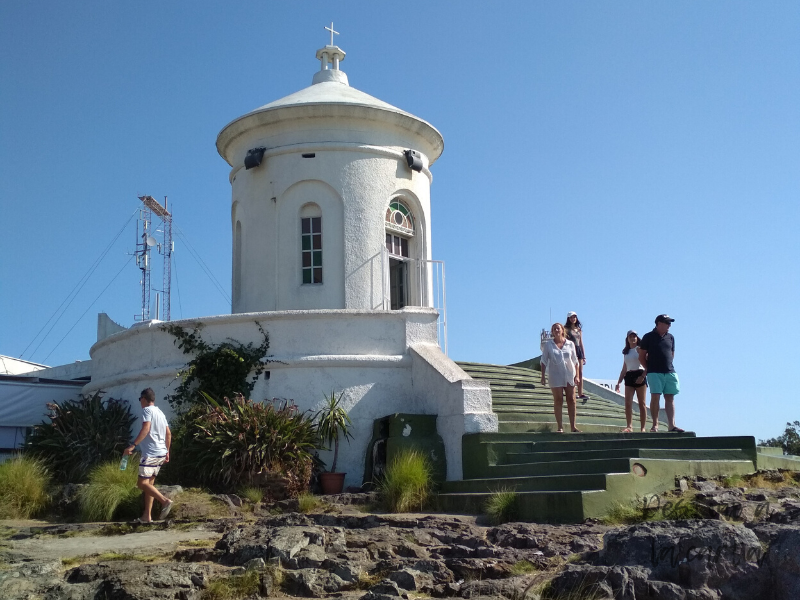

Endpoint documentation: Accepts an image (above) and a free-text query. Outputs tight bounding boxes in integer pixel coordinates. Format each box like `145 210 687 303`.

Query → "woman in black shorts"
564 312 587 399
615 330 648 432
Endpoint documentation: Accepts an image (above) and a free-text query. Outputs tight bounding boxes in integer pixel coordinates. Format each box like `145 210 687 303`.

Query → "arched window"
300 203 322 284
385 199 415 309
385 199 414 258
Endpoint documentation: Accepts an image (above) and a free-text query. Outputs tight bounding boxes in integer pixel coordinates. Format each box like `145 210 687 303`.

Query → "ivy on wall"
163 322 272 411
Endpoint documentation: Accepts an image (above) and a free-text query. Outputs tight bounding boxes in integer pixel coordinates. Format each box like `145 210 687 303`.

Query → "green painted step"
438 457 757 524
504 447 749 464
489 450 753 478
442 472 611 494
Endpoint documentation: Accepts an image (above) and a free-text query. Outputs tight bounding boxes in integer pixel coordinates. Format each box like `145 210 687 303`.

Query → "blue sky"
2 2 798 442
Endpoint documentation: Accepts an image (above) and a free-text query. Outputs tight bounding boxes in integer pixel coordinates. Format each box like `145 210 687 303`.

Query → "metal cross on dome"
324 22 339 46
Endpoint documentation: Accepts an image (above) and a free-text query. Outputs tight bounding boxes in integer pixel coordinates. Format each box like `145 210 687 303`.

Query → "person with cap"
615 330 648 432
564 312 588 399
637 315 684 433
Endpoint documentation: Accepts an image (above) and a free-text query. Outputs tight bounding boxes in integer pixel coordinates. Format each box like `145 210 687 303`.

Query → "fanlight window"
385 200 414 236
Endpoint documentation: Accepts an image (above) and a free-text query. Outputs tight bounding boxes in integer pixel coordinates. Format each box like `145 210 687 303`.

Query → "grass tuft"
238 486 263 504
603 493 702 525
509 559 538 576
0 457 51 519
722 475 745 488
201 569 261 600
297 492 320 513
485 488 519 525
78 458 141 521
179 538 216 548
62 551 170 567
603 501 649 525
357 568 390 590
378 449 432 513
171 488 231 520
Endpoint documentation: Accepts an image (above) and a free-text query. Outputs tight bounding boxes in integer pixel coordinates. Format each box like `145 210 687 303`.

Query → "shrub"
164 322 272 412
760 421 800 456
379 449 432 512
79 457 141 521
485 488 519 525
0 457 51 519
25 393 136 483
176 394 319 494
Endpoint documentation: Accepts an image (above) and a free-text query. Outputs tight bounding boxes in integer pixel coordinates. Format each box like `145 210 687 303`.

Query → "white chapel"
82 41 498 486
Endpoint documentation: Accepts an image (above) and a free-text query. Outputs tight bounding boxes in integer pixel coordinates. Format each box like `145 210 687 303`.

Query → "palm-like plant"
314 390 353 473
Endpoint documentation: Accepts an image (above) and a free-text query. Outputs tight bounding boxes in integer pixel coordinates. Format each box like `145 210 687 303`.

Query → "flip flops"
649 426 659 433
620 427 633 433
159 499 174 520
669 426 685 433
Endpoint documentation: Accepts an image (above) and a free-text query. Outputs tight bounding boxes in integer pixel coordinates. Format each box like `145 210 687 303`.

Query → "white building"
83 43 497 486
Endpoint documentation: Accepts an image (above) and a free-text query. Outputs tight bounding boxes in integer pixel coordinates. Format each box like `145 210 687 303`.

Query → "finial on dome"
313 22 349 85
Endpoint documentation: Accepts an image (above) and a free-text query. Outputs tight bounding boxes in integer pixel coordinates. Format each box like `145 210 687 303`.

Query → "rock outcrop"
1 482 800 600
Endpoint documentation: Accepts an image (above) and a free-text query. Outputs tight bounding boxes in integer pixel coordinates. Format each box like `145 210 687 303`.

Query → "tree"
759 421 800 456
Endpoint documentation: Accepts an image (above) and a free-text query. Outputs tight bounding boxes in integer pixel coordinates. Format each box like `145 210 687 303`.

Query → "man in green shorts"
638 315 683 433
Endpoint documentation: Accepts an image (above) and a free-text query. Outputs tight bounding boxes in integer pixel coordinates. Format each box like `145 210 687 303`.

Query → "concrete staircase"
440 362 760 523
457 361 666 432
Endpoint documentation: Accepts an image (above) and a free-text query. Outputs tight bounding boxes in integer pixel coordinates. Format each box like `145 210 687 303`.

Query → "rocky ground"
1 473 799 600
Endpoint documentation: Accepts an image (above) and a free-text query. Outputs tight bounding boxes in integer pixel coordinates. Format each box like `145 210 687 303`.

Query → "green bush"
78 457 141 521
760 421 800 455
175 394 319 494
25 393 136 483
0 456 51 519
485 488 519 525
164 322 271 412
379 449 432 512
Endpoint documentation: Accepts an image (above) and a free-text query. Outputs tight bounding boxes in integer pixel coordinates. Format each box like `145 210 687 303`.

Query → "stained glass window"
385 200 414 235
301 216 322 284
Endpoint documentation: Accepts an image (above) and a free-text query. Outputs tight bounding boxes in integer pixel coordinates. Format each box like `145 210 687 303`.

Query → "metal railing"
381 248 448 355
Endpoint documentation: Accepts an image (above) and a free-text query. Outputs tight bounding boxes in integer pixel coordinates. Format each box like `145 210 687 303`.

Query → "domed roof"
255 78 411 116
216 45 443 167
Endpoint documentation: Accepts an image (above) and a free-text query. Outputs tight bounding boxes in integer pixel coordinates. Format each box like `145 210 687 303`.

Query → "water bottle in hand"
119 455 129 471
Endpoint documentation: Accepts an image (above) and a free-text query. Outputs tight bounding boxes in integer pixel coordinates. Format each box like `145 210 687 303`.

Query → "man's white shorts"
139 455 167 478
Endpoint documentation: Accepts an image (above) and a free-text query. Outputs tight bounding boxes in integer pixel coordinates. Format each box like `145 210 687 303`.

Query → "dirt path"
2 522 221 563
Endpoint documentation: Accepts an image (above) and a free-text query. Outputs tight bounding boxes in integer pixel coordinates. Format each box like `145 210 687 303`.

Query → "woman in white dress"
615 330 648 433
540 323 581 433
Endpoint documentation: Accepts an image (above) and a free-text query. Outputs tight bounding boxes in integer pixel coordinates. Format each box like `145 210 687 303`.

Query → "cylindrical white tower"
216 45 444 313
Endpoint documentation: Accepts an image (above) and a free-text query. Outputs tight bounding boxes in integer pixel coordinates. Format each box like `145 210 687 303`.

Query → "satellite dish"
146 236 157 247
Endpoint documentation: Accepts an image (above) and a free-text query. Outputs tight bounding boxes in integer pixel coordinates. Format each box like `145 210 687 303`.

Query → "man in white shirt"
123 388 174 522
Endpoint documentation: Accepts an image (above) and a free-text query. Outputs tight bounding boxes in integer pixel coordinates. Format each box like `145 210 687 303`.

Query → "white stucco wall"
228 140 433 314
84 308 496 486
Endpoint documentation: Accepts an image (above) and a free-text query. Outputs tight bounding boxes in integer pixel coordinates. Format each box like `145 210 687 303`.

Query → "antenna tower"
135 195 173 321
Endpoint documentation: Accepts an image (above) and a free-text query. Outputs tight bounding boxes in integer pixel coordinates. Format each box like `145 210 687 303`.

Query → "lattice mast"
136 195 173 321
134 204 152 321
161 198 173 321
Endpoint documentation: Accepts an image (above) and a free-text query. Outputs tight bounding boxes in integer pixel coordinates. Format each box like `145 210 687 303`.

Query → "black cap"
655 314 675 324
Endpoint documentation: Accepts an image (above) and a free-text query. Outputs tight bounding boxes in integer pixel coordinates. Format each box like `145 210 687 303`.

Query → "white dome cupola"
216 38 444 314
